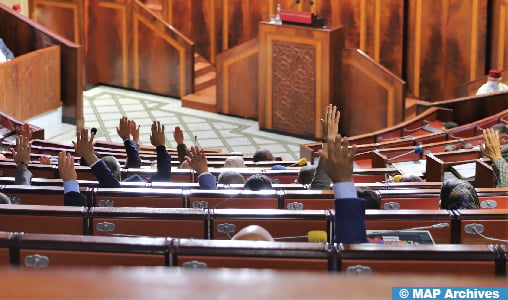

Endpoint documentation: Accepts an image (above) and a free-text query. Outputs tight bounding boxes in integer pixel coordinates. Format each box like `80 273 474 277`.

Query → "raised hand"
150 121 166 147
130 120 140 144
116 116 131 140
72 128 98 166
18 123 33 140
173 126 184 145
9 135 31 168
39 155 51 165
480 128 502 162
184 145 209 175
325 104 340 142
318 135 357 183
58 151 77 181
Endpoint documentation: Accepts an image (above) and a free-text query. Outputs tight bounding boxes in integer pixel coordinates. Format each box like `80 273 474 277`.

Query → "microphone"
464 223 508 243
273 230 328 243
386 145 423 161
289 157 308 167
90 127 98 136
369 223 449 234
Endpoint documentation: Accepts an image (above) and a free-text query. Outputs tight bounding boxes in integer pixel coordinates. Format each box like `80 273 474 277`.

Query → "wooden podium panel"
258 22 343 139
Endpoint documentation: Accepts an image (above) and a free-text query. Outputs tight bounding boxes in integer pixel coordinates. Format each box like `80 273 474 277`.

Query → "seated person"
0 38 14 63
356 188 381 209
244 174 273 191
480 127 508 187
218 170 245 185
296 165 316 185
231 225 274 241
317 104 367 243
476 69 508 95
252 149 274 162
439 179 480 210
75 120 171 188
224 156 245 168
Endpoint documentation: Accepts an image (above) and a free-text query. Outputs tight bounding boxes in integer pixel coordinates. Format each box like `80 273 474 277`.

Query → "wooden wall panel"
407 0 487 101
491 0 508 71
1 3 83 127
340 49 405 136
216 39 259 119
30 0 83 44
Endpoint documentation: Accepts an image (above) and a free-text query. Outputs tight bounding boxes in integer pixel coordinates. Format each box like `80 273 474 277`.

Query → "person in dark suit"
74 120 171 188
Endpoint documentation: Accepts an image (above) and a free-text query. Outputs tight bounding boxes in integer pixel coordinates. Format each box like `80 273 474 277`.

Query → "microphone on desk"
90 127 98 136
463 223 508 243
289 157 308 167
369 223 449 234
386 145 424 161
273 230 328 243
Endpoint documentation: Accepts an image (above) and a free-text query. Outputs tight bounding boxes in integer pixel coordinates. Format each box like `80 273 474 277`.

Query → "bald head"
231 225 274 241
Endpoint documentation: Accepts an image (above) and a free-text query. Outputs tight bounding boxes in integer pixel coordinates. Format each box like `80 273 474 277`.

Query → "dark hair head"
490 124 508 135
0 192 11 204
218 170 245 185
440 179 479 210
399 175 424 182
357 188 381 209
102 155 121 180
252 149 274 162
244 174 273 191
297 165 316 185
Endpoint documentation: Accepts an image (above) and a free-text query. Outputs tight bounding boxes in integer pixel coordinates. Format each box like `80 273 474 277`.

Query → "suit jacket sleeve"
14 168 32 185
334 198 367 244
492 158 508 188
310 157 331 190
64 191 86 206
177 144 188 164
124 139 142 168
148 145 172 182
198 173 218 190
91 160 122 188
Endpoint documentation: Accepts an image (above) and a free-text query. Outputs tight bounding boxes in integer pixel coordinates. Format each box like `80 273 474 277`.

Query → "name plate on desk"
280 10 325 27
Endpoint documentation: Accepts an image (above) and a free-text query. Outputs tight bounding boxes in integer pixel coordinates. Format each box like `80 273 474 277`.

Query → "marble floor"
27 85 315 160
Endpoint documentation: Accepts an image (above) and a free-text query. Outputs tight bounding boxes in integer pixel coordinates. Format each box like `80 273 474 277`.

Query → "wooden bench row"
0 204 505 245
0 231 505 277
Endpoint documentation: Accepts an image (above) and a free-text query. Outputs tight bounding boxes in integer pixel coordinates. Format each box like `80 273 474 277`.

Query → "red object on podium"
280 9 325 27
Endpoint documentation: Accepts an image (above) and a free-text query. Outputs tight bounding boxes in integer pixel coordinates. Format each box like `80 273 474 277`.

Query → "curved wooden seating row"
0 230 505 277
0 203 505 246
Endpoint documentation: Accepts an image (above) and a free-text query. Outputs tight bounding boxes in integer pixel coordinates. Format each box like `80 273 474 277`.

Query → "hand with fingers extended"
116 116 131 141
184 145 209 175
324 104 340 143
39 155 51 165
73 128 99 166
10 135 31 169
58 151 77 181
480 128 502 162
318 135 357 183
130 120 140 144
173 126 185 145
150 121 166 147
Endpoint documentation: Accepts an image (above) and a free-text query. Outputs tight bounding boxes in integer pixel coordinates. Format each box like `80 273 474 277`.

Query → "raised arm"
117 116 142 168
173 126 187 164
318 133 366 244
149 120 171 182
59 151 85 206
10 134 32 185
481 128 508 187
185 145 217 190
73 128 120 188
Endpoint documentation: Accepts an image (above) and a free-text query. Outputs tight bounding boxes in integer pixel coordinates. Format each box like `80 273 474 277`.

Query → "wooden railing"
0 3 83 126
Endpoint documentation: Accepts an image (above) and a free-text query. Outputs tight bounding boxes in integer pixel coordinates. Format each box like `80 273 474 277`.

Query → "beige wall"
0 0 28 16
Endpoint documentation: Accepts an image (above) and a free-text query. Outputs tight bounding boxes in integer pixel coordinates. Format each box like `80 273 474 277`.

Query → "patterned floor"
28 86 315 160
